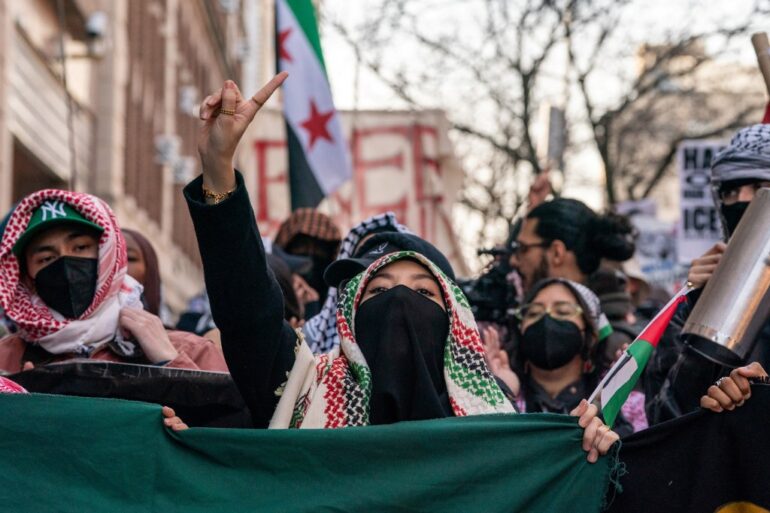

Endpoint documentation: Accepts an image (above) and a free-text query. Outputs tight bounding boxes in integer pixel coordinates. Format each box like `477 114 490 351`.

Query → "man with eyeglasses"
509 198 636 295
496 199 636 389
645 124 770 424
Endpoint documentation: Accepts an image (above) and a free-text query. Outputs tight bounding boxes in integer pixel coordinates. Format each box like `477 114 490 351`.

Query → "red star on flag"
278 28 292 63
300 100 335 150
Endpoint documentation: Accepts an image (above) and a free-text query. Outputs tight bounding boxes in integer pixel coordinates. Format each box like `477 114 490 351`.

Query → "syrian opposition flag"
588 285 693 427
275 0 352 209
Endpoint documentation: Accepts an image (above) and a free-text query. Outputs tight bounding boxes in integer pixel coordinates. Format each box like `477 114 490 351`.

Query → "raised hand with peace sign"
197 72 288 202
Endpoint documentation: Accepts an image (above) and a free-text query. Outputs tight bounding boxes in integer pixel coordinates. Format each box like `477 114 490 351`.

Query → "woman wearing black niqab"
168 74 619 464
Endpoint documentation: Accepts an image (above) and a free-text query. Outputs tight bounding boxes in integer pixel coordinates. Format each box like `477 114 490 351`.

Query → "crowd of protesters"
0 74 766 478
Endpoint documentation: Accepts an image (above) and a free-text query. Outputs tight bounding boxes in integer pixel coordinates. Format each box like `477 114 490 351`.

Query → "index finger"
570 398 588 417
120 308 143 320
729 368 752 396
489 327 500 348
698 244 724 259
578 403 599 428
119 310 144 328
251 71 289 109
482 327 497 347
693 254 723 265
706 242 727 255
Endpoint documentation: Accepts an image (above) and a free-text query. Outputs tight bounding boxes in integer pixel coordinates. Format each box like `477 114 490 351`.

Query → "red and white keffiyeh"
0 376 27 394
0 190 142 354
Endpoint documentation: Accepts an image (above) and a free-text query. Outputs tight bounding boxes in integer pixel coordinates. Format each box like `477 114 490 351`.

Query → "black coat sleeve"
643 292 696 420
645 289 726 425
184 171 296 428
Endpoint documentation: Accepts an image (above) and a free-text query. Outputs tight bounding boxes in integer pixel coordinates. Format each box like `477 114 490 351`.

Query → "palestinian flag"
588 285 692 427
275 0 352 209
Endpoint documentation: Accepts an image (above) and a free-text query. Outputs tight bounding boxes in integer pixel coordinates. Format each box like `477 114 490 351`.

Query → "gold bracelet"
202 184 236 204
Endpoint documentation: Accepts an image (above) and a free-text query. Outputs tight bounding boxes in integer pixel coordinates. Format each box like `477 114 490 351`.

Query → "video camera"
457 246 520 325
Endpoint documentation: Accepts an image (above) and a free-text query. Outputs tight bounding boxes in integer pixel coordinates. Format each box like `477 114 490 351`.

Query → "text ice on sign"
676 140 726 264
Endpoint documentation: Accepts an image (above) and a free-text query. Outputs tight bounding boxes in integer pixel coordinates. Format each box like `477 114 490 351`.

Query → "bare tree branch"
640 103 759 198
324 0 769 250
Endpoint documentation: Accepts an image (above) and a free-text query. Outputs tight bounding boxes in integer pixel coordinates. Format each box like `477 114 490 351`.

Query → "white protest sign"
676 139 727 264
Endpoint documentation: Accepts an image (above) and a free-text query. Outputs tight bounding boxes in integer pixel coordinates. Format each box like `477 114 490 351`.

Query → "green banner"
0 394 613 512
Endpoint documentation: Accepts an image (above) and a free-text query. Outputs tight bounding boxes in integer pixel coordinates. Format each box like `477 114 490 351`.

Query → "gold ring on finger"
219 108 236 116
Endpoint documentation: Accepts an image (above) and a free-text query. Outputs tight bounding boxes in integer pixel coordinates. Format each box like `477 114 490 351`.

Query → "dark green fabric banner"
0 394 613 512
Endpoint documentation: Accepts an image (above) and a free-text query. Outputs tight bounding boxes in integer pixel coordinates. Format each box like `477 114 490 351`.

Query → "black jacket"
521 372 635 438
184 173 296 428
644 288 770 425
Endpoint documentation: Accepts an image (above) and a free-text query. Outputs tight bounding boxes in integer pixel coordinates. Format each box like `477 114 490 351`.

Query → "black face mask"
301 256 332 304
33 256 98 319
721 201 750 237
520 315 584 370
354 285 452 425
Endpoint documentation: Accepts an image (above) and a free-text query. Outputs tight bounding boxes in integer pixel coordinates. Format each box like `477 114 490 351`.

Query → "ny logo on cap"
40 201 67 221
369 243 388 255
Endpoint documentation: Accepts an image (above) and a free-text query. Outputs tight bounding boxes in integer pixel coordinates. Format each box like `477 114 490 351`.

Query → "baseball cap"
13 200 104 256
324 232 456 288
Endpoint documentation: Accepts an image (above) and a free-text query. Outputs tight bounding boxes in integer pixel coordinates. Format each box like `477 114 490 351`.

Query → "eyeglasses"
513 302 583 323
719 181 770 205
509 240 550 255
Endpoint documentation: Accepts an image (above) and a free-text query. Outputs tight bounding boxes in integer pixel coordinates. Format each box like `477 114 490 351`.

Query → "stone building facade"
0 0 258 315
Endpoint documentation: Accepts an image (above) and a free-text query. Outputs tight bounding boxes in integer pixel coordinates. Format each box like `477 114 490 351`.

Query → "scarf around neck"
0 190 143 355
303 212 410 354
270 251 515 429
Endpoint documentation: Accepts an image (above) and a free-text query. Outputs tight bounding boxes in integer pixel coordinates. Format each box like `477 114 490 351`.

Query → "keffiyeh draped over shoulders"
270 251 515 429
303 212 410 353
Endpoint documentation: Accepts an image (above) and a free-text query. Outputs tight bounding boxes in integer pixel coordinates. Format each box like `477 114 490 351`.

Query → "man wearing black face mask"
15 203 104 320
0 194 227 374
645 124 770 425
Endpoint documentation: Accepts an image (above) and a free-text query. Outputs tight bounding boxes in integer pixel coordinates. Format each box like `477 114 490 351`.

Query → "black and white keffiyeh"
711 124 770 185
303 212 410 353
